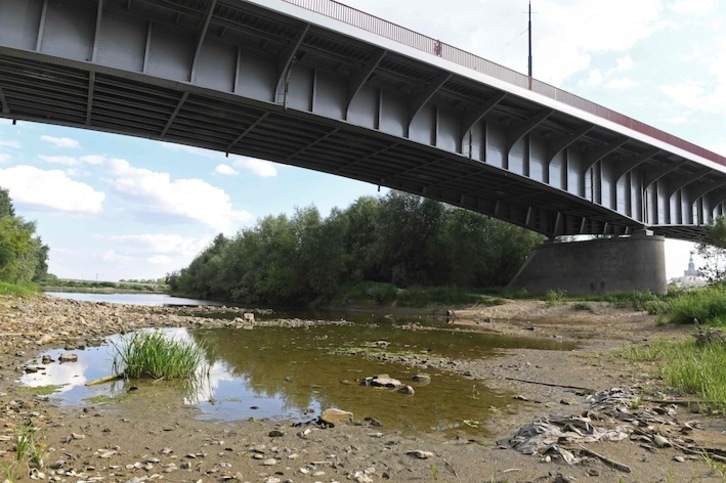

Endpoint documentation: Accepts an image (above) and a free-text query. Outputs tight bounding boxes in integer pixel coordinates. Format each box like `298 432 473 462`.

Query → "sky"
1 0 725 282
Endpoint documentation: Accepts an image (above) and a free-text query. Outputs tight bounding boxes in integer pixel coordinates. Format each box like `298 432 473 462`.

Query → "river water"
27 292 572 435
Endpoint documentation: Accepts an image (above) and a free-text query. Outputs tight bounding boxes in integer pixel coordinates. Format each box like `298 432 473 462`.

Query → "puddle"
21 326 574 436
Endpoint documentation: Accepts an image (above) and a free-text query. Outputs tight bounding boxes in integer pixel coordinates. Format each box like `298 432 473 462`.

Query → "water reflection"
21 326 572 435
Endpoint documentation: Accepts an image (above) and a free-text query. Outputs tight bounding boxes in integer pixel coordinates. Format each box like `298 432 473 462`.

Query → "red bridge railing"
283 0 726 166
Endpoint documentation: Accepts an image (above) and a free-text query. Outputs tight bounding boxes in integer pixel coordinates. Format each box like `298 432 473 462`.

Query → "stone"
406 450 434 459
268 430 284 438
320 408 353 426
411 374 431 384
58 353 79 363
397 385 415 395
361 374 401 388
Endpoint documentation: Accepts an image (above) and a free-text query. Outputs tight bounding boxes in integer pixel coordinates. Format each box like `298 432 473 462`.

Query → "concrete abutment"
508 232 667 296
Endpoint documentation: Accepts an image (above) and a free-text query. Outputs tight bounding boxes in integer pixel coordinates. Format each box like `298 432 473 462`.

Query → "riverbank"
1 295 725 482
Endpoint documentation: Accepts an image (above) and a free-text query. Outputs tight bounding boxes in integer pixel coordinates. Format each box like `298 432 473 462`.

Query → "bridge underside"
0 0 724 241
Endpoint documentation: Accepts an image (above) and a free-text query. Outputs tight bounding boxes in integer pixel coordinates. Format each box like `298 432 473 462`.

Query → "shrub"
112 331 209 381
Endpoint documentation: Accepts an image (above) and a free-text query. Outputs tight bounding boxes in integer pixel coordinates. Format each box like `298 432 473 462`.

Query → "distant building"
670 252 707 288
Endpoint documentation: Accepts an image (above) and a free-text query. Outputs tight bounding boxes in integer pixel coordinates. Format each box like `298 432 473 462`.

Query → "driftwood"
505 376 592 392
85 374 122 386
578 445 632 473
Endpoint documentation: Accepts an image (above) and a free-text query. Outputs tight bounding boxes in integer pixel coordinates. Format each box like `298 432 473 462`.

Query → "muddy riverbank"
1 295 725 482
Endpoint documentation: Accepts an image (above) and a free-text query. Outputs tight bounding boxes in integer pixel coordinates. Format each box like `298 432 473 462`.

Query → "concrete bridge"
1 0 724 293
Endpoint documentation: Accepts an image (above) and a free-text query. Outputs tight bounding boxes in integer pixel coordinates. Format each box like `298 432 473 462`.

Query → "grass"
662 285 726 326
112 331 209 382
622 337 726 413
14 421 45 469
18 384 64 396
0 281 38 298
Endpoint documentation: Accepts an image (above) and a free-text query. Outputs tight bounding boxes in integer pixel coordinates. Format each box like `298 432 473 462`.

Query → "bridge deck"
0 0 724 240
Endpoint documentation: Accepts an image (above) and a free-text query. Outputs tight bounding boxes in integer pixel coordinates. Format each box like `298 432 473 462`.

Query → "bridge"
1 0 724 293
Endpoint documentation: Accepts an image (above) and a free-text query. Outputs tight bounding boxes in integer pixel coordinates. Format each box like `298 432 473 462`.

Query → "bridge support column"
508 231 666 296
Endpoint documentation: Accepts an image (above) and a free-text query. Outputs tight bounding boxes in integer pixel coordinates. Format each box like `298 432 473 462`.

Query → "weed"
703 450 726 482
0 282 38 298
112 331 209 382
14 422 44 469
571 302 592 311
18 384 64 396
544 289 566 306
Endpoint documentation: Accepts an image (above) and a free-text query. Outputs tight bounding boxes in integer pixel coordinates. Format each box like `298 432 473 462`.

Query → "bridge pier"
509 231 666 296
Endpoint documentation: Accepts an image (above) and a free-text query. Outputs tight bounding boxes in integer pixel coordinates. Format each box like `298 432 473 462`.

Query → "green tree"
0 187 49 284
697 216 726 284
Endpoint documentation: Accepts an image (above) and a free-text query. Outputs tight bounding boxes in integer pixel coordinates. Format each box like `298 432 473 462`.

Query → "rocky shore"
1 295 725 482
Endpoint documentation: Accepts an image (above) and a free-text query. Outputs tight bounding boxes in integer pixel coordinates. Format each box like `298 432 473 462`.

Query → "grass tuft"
112 331 209 381
622 337 726 413
0 281 38 298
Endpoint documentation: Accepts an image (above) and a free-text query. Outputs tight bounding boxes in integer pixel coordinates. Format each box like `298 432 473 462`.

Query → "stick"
644 398 712 406
578 446 632 473
671 441 726 463
504 377 592 392
85 374 122 386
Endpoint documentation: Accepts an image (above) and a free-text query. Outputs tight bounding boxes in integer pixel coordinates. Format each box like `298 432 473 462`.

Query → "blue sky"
1 0 724 281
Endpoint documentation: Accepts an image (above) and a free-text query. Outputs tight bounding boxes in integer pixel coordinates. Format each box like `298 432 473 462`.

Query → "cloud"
40 135 80 149
670 0 717 16
0 153 11 163
582 68 604 87
0 165 104 214
38 154 108 167
0 140 20 148
214 164 238 176
99 233 210 257
606 78 636 90
612 55 634 72
38 155 81 166
161 142 219 158
232 157 278 177
106 158 252 232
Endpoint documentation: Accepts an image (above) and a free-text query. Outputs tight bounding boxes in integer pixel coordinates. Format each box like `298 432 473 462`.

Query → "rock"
268 430 284 437
320 408 353 426
397 385 415 395
41 355 53 364
24 365 39 373
58 353 79 363
653 434 670 448
262 458 277 466
361 374 401 388
411 374 431 384
406 450 434 459
674 456 686 463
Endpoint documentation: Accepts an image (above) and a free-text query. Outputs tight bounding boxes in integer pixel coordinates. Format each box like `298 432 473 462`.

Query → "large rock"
319 408 353 426
360 374 401 388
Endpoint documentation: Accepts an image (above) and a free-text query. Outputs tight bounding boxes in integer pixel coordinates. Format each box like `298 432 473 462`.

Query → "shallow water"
21 324 574 436
45 292 220 306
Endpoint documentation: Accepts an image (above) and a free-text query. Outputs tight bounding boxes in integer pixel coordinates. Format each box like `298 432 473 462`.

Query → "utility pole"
528 1 532 78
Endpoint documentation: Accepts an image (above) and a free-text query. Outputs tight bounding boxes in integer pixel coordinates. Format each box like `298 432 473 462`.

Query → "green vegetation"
112 331 209 381
623 337 726 413
0 187 48 285
168 191 543 305
664 285 726 326
0 281 38 297
18 384 64 396
40 276 168 293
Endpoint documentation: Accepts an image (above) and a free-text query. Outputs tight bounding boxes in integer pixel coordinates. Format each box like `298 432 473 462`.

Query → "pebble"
406 450 434 459
262 458 278 466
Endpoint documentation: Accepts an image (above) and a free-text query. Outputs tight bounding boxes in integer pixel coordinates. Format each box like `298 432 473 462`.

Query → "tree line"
0 187 48 284
168 191 543 305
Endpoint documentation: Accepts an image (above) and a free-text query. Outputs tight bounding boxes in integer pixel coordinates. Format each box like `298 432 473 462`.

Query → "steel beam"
459 91 507 147
582 137 629 172
160 91 189 137
283 128 340 162
0 88 8 114
666 168 710 198
506 109 553 155
224 112 270 152
406 72 451 134
613 148 660 183
190 0 218 82
545 123 594 179
642 161 688 189
275 24 310 102
345 49 386 118
85 71 95 126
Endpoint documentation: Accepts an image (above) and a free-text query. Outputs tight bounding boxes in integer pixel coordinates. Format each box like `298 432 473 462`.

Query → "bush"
112 331 209 381
667 286 726 325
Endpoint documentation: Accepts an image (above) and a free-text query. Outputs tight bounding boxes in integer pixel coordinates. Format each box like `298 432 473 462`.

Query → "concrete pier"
509 232 667 296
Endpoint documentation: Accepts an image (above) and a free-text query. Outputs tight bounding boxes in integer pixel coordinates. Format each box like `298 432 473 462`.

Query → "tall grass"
664 285 726 326
112 331 209 381
0 281 38 297
623 338 726 413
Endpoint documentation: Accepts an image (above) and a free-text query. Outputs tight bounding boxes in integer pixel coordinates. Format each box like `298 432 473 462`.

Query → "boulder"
319 408 353 426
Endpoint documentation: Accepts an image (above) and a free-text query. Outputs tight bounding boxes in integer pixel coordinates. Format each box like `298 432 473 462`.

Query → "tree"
697 216 726 284
0 187 49 284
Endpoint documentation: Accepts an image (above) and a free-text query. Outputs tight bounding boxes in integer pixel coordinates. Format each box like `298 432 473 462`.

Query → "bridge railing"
282 0 726 167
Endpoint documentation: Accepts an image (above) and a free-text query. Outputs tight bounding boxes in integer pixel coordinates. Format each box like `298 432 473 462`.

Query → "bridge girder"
0 0 725 240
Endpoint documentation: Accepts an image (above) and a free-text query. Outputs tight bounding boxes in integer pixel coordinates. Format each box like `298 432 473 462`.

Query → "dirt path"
1 296 725 482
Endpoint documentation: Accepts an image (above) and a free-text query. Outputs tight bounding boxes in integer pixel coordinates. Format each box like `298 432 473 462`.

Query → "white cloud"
232 157 278 177
582 68 604 87
38 155 80 166
612 55 634 72
0 140 20 148
0 153 11 163
710 142 726 157
106 159 252 232
670 0 717 16
0 165 104 214
214 164 238 176
161 142 219 158
38 154 108 166
148 255 172 265
40 135 80 149
100 233 209 257
606 78 636 90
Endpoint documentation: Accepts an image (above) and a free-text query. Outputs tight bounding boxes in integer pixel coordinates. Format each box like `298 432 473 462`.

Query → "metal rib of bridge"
1 0 725 241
